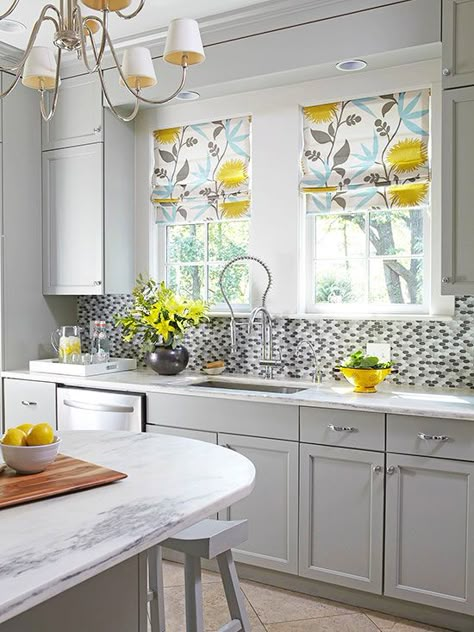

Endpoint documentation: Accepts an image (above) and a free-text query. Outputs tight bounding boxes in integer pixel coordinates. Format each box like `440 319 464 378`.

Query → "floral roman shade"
301 90 430 214
152 116 251 223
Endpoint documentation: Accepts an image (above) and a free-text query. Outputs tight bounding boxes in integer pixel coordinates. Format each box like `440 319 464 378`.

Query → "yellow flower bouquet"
115 276 208 375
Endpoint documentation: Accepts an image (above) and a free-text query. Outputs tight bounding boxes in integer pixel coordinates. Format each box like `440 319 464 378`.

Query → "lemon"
26 423 55 446
2 428 27 446
16 423 34 435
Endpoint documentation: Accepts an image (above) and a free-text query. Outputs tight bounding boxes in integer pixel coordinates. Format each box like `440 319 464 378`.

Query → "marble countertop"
3 368 474 420
0 430 255 624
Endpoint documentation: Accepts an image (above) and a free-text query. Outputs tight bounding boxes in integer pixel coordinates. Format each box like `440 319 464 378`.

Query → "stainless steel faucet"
296 340 322 384
248 306 281 379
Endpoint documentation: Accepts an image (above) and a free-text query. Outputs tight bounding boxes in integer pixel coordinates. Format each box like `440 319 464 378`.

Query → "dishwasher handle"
63 400 135 414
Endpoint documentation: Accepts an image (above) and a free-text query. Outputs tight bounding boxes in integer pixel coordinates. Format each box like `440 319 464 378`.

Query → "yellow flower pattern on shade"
216 159 248 188
389 182 429 208
154 127 181 145
387 138 428 174
221 199 250 219
303 103 339 123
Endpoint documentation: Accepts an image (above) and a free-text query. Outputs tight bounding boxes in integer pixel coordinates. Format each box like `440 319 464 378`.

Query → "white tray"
29 358 137 377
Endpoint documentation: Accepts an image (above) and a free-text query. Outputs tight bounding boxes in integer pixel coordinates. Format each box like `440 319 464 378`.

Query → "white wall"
135 58 452 316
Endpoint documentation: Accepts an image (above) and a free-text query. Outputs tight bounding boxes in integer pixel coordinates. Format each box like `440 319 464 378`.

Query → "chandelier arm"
89 32 140 122
75 6 108 73
0 4 60 72
116 0 145 20
106 29 189 105
39 48 62 122
0 0 20 20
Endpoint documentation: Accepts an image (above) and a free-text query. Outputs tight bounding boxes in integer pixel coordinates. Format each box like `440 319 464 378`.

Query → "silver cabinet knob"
93 280 102 286
386 466 397 475
442 68 451 76
442 276 450 283
373 465 383 473
21 400 37 406
94 126 102 134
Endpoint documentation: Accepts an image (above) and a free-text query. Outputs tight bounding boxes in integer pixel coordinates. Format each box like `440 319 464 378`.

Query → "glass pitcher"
51 326 83 364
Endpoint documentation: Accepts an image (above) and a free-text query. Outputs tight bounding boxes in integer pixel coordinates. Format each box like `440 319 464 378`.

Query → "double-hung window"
152 117 251 309
301 90 431 314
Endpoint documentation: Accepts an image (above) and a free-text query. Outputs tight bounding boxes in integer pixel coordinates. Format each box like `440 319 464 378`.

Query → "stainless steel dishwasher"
57 387 144 432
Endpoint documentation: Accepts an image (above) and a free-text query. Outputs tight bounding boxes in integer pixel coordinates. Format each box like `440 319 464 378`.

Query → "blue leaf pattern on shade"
398 91 429 136
350 97 378 117
351 131 379 180
190 124 209 140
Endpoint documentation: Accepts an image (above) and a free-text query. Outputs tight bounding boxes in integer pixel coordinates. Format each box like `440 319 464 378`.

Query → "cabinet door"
299 444 384 594
385 454 474 615
442 87 474 295
442 0 474 89
42 74 103 150
42 144 103 295
4 379 57 431
218 434 298 574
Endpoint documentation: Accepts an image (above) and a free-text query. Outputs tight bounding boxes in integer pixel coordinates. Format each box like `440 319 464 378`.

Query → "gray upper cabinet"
299 444 384 594
384 453 474 615
42 74 103 150
218 433 299 574
442 0 474 89
441 87 474 294
42 108 135 295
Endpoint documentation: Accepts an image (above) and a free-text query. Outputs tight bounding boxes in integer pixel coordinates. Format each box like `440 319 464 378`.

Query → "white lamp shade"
164 18 205 66
120 47 157 90
22 47 58 90
81 0 131 11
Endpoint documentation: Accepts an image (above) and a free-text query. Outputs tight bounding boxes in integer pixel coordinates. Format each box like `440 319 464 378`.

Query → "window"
152 116 251 308
302 90 430 314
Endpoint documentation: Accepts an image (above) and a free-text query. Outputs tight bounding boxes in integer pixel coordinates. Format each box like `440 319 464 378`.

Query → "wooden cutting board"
0 454 127 509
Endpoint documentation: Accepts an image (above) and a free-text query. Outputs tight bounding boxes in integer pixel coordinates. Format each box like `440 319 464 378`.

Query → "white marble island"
0 431 255 631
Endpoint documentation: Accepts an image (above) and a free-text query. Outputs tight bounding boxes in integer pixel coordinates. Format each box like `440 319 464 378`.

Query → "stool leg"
148 546 166 632
184 554 204 632
217 550 251 632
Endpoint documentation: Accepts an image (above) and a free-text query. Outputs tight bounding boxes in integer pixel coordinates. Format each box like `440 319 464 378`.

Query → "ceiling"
0 0 261 50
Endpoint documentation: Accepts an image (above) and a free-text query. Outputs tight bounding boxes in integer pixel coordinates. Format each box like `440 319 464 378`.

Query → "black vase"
146 345 189 376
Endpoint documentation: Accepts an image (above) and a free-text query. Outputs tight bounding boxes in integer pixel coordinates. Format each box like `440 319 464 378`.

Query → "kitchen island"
0 430 255 631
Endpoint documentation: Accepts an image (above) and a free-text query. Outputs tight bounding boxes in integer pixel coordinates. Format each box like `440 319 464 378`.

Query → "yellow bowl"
339 367 391 393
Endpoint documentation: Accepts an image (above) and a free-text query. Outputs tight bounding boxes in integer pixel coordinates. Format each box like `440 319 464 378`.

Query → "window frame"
302 84 442 318
155 218 252 313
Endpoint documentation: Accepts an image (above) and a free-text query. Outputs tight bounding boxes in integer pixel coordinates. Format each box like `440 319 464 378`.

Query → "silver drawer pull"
21 400 37 407
63 400 134 414
328 424 356 432
417 432 450 442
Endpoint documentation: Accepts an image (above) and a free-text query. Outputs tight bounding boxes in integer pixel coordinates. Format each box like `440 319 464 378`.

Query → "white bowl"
201 366 226 376
0 437 61 474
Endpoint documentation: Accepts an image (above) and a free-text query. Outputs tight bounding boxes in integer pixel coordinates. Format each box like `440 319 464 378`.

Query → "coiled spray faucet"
218 255 273 353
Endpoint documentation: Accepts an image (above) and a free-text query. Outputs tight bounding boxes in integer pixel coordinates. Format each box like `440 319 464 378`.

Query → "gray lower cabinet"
218 433 299 574
384 453 474 615
299 444 384 594
442 86 474 295
442 0 474 89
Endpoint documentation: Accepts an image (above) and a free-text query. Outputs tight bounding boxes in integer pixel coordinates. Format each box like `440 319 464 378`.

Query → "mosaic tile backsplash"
78 296 474 390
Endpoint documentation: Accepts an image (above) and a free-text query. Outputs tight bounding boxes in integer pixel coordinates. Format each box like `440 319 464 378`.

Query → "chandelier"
0 0 205 121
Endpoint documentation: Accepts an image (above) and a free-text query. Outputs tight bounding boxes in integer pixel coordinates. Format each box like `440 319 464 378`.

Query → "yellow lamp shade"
83 18 101 36
120 47 157 90
164 18 205 66
22 46 58 90
81 0 131 11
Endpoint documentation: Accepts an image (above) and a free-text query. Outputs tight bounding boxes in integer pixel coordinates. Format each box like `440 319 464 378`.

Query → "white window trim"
301 81 454 318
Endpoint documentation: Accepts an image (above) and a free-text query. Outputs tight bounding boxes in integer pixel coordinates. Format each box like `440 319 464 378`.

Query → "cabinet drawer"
146 424 217 444
4 379 56 429
387 414 474 461
147 393 298 441
300 407 384 451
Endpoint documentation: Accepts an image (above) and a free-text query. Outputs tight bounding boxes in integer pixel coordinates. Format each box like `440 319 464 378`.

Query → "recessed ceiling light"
0 19 26 34
175 90 200 101
336 59 367 72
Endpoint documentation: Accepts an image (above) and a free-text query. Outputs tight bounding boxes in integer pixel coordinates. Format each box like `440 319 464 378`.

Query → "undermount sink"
191 380 308 394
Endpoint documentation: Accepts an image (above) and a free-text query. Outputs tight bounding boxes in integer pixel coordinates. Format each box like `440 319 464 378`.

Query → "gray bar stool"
148 519 251 632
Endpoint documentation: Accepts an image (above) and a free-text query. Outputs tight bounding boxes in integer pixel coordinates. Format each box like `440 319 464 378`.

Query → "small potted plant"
338 349 392 393
115 276 209 376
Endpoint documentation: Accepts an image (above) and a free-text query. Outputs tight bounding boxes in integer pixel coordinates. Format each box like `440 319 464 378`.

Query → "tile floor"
157 561 455 632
